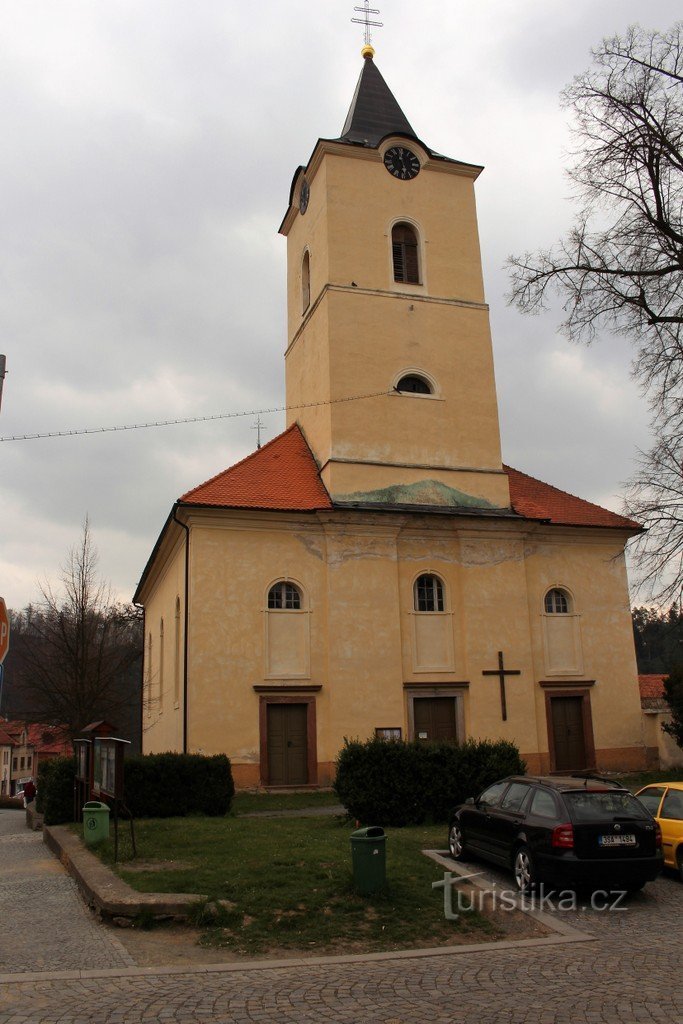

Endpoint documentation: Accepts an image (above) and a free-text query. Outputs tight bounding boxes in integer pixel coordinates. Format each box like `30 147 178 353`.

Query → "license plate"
598 834 636 847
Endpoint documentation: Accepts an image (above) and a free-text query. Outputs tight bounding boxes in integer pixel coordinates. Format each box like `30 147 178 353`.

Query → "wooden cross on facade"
482 651 521 721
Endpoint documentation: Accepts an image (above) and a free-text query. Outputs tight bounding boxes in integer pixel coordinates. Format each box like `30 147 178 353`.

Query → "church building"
134 47 651 787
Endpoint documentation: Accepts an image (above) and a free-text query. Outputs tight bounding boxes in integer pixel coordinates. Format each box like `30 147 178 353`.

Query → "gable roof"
505 466 640 531
179 424 639 530
179 423 333 512
339 54 416 146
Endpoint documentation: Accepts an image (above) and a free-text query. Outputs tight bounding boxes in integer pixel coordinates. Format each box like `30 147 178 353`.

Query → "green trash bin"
83 801 110 845
350 826 386 895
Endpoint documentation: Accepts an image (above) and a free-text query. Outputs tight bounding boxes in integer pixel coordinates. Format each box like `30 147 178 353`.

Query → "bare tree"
9 520 143 740
508 23 683 599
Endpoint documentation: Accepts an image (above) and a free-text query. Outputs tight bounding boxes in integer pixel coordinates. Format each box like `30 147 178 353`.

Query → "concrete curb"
43 825 206 920
423 849 597 941
0 930 596 985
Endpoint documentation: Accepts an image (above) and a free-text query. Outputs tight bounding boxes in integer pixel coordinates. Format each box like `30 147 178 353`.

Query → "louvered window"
392 224 420 284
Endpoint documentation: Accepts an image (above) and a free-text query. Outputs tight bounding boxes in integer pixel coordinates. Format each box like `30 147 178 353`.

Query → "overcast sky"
2 0 680 611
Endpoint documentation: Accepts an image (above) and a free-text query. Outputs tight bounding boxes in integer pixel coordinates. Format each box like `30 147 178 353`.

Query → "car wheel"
448 823 466 860
677 850 683 884
513 845 536 893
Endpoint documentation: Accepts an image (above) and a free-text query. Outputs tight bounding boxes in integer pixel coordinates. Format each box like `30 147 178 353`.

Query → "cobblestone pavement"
1 812 682 1024
0 810 134 975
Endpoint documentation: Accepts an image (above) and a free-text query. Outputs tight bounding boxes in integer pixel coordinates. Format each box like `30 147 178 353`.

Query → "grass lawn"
231 790 341 815
618 768 683 792
91 815 498 955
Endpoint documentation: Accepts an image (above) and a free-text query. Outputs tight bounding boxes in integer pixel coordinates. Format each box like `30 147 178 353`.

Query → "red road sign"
0 597 9 665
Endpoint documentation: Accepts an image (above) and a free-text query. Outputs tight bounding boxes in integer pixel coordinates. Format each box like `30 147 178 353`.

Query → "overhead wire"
0 388 391 443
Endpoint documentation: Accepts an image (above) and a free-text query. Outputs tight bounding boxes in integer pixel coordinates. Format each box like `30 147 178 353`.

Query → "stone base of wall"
594 746 649 772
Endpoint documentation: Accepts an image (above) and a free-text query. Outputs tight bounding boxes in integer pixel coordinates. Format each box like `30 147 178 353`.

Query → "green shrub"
334 737 526 826
662 666 683 751
38 756 76 825
123 753 234 818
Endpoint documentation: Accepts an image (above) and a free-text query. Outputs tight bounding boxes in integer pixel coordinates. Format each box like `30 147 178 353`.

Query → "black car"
448 774 663 892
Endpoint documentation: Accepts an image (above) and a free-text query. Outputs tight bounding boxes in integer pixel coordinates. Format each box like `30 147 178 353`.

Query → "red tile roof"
180 424 333 511
1 721 72 755
639 674 667 700
505 466 641 530
177 425 640 532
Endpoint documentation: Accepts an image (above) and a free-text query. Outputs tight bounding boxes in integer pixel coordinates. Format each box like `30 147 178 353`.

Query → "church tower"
280 48 510 510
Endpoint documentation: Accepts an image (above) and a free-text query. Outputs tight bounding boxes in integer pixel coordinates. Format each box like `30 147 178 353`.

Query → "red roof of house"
178 424 640 532
0 721 72 755
639 674 667 700
180 424 333 511
504 466 640 530
0 727 14 746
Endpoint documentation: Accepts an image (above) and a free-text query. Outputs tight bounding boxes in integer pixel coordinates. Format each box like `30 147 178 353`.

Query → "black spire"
339 54 416 147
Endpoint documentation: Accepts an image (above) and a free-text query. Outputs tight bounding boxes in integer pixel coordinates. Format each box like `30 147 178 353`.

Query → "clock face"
383 146 420 180
299 178 310 214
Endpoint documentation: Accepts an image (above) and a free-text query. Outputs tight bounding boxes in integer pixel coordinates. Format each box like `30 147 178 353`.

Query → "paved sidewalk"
0 810 134 975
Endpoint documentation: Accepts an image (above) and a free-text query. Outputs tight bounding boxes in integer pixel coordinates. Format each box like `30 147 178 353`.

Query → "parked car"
635 781 683 881
448 774 663 893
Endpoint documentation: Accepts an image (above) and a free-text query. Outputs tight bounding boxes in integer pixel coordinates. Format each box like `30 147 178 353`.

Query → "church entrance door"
550 696 587 771
266 703 308 785
413 697 458 742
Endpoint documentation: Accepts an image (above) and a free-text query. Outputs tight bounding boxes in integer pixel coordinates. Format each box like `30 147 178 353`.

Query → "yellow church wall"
285 286 508 505
139 527 186 756
144 510 648 787
522 528 646 770
321 148 486 303
284 296 332 468
285 162 330 344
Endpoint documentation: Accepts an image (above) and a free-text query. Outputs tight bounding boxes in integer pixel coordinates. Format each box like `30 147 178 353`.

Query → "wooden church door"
267 703 308 785
413 697 457 742
550 696 587 771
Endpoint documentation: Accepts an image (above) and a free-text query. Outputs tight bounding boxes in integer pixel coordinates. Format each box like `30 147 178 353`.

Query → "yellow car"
636 781 683 880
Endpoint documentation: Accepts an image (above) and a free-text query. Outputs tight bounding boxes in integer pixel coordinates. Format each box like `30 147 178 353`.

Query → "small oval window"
397 374 432 395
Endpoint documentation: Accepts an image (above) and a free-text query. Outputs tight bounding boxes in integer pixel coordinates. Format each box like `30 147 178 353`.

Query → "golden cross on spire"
351 1 383 49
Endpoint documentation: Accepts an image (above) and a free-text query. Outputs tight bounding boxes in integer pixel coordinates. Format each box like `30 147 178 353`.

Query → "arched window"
302 250 311 313
397 373 432 395
544 588 571 614
392 223 420 284
268 581 302 610
414 573 445 612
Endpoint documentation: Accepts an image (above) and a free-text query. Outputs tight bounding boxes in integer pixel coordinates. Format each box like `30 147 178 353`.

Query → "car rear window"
661 789 683 821
636 787 666 815
564 790 651 822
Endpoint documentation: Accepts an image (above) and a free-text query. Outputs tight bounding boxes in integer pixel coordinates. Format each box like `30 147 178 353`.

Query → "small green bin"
83 800 110 845
350 826 386 895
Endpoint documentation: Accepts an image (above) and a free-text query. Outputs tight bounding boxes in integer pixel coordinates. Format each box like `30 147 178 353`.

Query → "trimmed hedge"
38 756 76 825
334 737 526 826
123 753 234 818
35 752 235 824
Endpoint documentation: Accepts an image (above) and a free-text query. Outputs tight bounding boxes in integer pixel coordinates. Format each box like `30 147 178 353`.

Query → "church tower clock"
279 47 510 511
